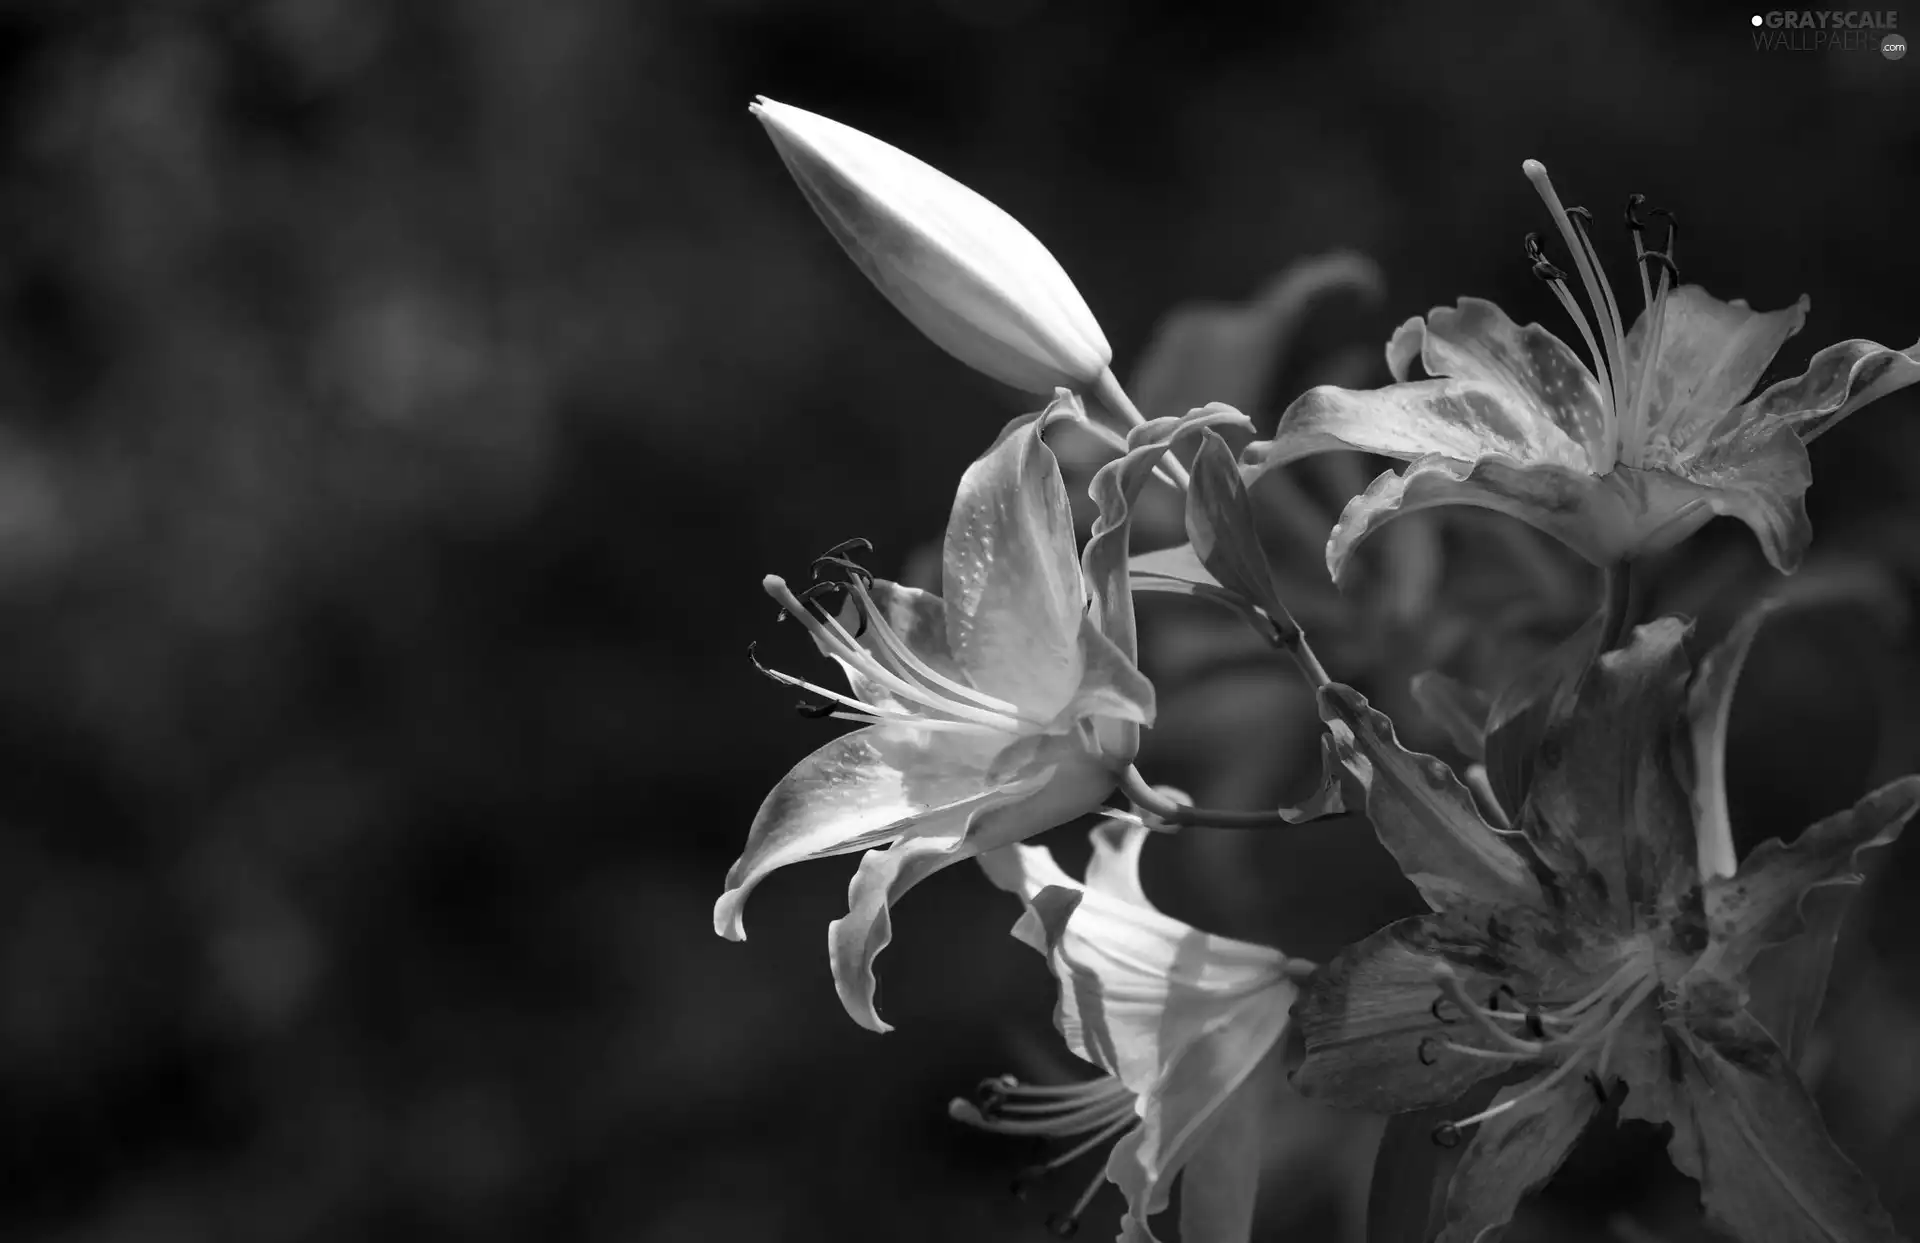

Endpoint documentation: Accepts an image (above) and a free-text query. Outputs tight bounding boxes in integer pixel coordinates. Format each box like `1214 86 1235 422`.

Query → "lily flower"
958 808 1304 1243
1243 159 1920 580
1294 619 1920 1242
713 392 1157 1032
753 97 1112 394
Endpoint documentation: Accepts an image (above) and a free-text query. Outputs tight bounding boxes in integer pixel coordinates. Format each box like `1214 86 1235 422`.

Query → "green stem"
1120 765 1313 830
1597 561 1634 652
1096 368 1334 691
1092 369 1192 489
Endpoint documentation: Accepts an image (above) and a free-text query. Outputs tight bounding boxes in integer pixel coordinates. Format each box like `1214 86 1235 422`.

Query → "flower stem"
1096 368 1334 690
1092 369 1192 489
1120 766 1314 830
1597 561 1634 652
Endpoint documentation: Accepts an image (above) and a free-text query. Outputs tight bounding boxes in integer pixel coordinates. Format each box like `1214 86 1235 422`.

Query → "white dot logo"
1751 13 1763 25
1885 32 1908 59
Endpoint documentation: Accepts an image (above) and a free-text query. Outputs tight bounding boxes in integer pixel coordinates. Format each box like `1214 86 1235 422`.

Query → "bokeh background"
0 0 1916 1240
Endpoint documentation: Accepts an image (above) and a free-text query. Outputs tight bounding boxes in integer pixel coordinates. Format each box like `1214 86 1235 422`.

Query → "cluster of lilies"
714 98 1920 1243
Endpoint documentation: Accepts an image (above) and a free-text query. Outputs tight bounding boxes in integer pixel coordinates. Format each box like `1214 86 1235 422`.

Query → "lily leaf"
1317 684 1540 912
1129 544 1224 591
1187 429 1301 630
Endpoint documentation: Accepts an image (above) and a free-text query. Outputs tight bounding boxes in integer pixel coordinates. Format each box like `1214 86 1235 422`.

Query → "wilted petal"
753 98 1111 393
1644 996 1905 1243
1317 684 1541 912
1702 774 1920 979
1624 286 1808 457
714 724 1007 940
943 400 1088 716
1111 1013 1289 1243
1723 335 1920 446
1389 297 1609 466
1245 379 1592 482
1435 1071 1599 1243
1293 909 1598 1113
1520 618 1698 930
832 747 1118 1031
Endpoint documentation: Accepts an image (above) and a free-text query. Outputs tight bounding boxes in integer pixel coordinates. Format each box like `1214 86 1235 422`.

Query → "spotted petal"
1387 297 1609 466
1520 618 1699 931
1701 774 1920 982
1718 335 1920 448
1623 286 1809 459
1326 452 1807 581
1639 991 1906 1243
1292 908 1607 1113
1245 377 1592 485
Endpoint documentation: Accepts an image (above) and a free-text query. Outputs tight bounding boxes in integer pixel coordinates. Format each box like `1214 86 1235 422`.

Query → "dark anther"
1431 1122 1463 1150
810 554 873 587
1524 232 1568 283
1565 204 1595 236
1586 1072 1609 1104
793 578 867 638
1431 995 1459 1025
1489 983 1518 1008
818 536 874 561
1418 1037 1441 1066
1524 1012 1546 1039
795 700 837 719
1623 192 1647 233
1046 1212 1082 1238
1641 250 1679 284
747 641 780 681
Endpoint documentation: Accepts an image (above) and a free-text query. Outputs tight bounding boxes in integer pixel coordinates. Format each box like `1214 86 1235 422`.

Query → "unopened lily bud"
751 97 1112 394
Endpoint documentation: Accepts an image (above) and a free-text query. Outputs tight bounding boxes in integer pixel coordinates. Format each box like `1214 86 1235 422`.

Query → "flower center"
950 1073 1139 1237
1521 160 1680 474
1421 946 1661 1146
750 539 1048 736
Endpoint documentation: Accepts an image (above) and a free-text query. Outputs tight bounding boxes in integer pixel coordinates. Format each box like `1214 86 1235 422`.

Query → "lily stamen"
952 1073 1141 1238
746 640 1011 735
764 575 1046 733
1623 209 1679 466
1525 231 1616 432
1525 159 1629 468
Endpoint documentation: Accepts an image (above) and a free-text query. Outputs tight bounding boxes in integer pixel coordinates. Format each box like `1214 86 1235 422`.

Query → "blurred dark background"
0 0 1914 1240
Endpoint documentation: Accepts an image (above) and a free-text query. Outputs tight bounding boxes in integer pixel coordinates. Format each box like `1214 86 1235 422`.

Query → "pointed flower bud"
752 97 1112 394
